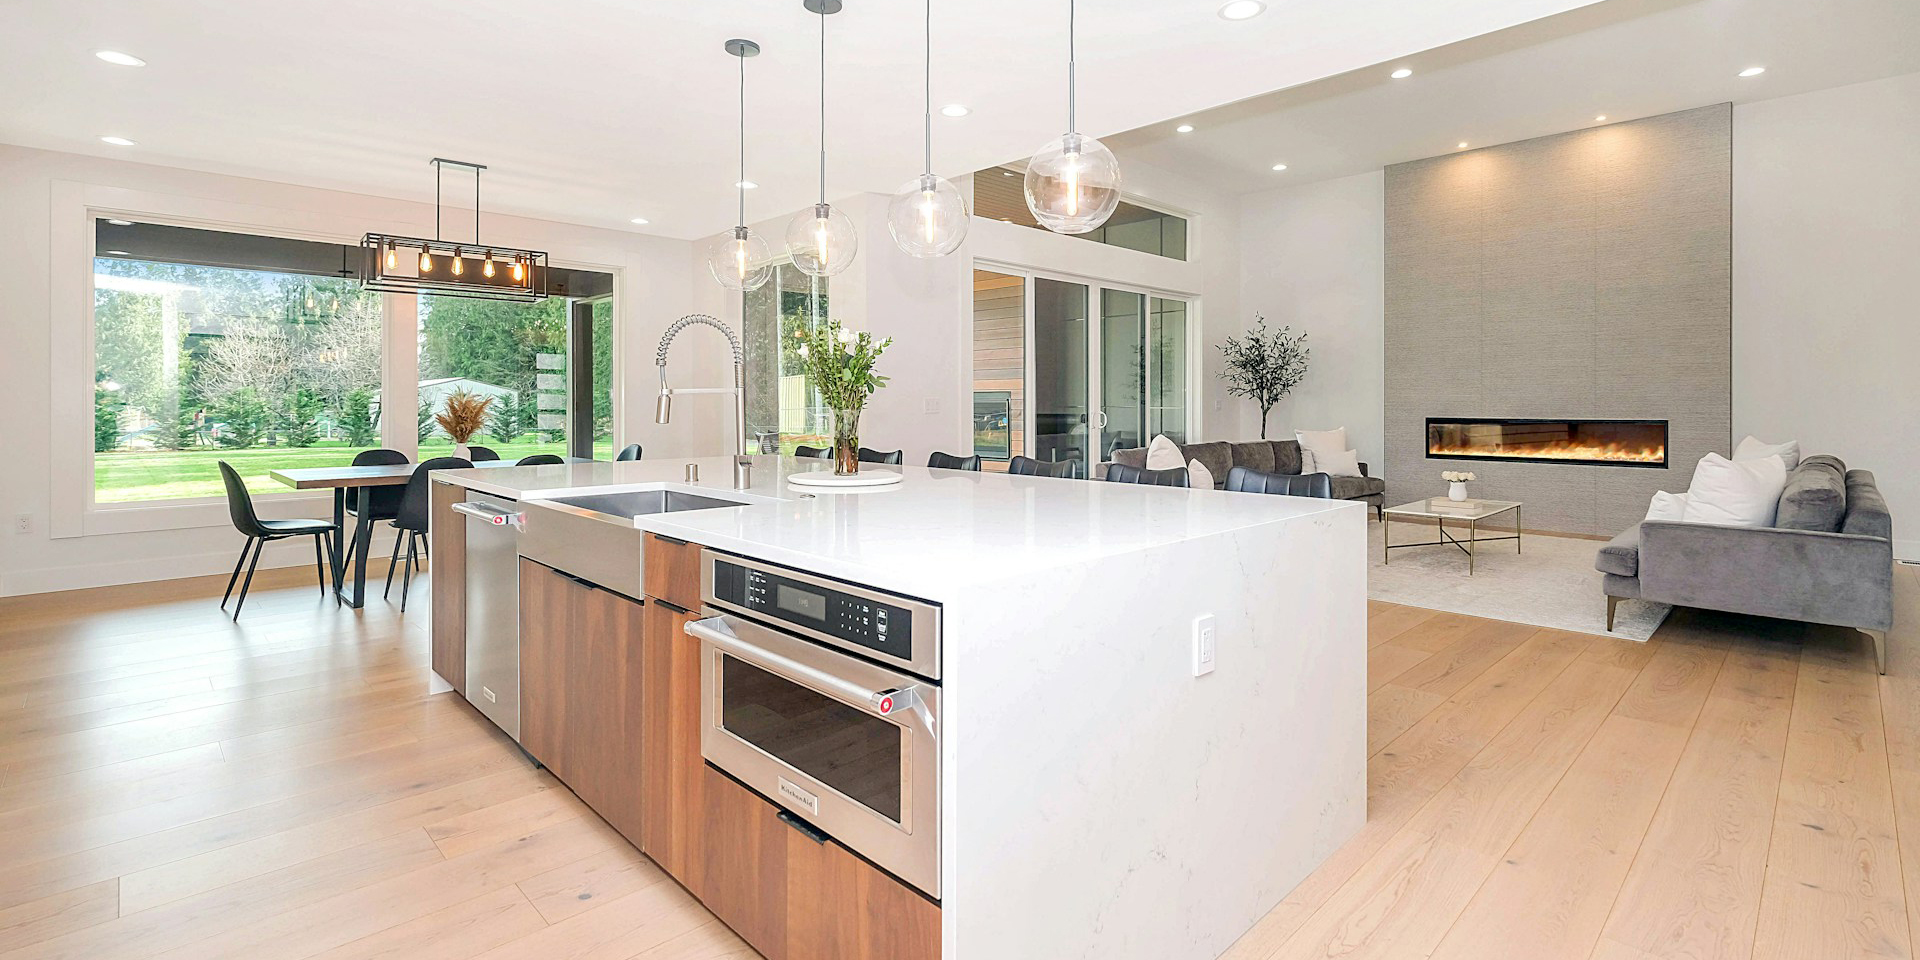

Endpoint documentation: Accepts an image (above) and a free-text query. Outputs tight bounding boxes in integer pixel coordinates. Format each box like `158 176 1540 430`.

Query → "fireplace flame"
1428 439 1667 464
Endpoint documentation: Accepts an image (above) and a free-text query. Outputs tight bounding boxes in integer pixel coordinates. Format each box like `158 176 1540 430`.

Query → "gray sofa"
1110 439 1386 516
1596 455 1895 672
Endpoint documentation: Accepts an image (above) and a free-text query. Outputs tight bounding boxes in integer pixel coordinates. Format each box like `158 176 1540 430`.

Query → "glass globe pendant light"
706 39 773 292
1024 0 1121 234
786 0 857 278
887 0 968 257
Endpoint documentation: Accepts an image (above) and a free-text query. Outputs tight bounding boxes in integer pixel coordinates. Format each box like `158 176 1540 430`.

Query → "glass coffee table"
1382 497 1522 575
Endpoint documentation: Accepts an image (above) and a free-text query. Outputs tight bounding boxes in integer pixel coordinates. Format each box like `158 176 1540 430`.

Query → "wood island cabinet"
428 480 466 694
639 598 706 894
518 557 647 843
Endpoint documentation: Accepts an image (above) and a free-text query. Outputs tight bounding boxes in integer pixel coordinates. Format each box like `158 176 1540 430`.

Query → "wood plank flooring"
1 560 1917 959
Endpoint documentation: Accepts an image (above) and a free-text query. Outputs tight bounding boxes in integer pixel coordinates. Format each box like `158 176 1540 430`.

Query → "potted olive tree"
1217 315 1309 440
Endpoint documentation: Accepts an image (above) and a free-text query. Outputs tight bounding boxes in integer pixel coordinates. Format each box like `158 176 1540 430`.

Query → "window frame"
49 181 621 539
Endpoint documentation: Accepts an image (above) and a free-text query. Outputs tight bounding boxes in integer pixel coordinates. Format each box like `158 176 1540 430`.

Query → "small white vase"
1448 481 1468 502
454 442 472 461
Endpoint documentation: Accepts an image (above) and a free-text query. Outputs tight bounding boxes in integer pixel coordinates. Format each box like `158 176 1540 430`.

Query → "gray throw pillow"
1774 455 1846 532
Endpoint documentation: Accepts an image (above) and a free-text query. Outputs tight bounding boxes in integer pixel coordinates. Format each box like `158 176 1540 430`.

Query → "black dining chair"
1008 455 1080 479
858 448 904 464
614 443 643 461
1225 466 1332 498
216 461 339 620
466 445 500 462
386 456 472 611
517 454 565 466
1103 463 1191 487
926 452 982 471
793 445 830 459
341 448 408 572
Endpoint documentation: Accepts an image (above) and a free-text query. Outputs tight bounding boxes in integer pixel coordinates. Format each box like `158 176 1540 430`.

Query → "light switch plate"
1192 614 1216 677
923 398 941 415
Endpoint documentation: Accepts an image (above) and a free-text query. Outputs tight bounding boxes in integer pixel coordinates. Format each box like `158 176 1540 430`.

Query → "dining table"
269 457 589 609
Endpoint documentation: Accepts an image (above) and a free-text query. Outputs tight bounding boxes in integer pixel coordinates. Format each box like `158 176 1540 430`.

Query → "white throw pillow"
1682 453 1788 527
1295 428 1348 475
1187 458 1215 490
1733 435 1801 470
1316 448 1363 478
1644 490 1691 522
1144 434 1185 470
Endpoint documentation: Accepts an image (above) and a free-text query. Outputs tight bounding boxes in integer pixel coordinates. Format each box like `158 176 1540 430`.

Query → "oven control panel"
709 559 916 664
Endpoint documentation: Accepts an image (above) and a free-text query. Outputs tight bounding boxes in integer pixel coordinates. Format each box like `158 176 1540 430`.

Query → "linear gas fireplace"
1427 418 1668 468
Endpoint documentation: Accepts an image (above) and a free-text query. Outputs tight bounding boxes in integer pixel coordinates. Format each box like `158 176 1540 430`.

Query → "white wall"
1235 171 1386 468
1734 71 1920 560
0 143 710 596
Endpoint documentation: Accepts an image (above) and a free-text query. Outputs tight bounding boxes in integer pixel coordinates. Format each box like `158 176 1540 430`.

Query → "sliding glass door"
975 266 1194 475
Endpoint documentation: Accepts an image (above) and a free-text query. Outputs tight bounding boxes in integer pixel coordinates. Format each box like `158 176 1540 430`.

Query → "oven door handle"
686 615 928 726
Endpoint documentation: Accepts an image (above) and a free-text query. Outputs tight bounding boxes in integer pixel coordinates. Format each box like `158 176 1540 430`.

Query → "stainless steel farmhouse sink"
544 490 749 519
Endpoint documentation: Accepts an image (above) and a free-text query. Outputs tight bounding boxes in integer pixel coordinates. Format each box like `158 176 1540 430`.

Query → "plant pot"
454 442 472 462
1448 481 1468 501
831 406 863 477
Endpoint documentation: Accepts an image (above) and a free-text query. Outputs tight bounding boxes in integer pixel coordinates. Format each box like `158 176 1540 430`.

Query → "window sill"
71 490 332 538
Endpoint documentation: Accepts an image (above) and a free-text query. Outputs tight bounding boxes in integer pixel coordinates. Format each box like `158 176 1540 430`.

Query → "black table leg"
346 509 374 609
330 488 346 594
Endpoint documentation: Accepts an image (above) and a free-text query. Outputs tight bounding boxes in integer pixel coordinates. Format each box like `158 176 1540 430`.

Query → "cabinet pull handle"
777 810 829 844
553 569 600 592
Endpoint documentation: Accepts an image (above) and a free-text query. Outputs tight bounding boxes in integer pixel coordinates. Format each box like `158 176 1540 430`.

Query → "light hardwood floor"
1 560 1916 959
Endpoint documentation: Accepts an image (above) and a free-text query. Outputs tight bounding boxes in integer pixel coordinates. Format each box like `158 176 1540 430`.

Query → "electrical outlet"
923 398 941 415
12 514 30 535
1192 614 1217 677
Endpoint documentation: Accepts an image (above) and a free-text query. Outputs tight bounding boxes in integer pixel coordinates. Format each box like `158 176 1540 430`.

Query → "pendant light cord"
433 161 442 241
739 51 747 226
818 4 827 204
1067 0 1077 133
923 0 932 175
473 167 481 245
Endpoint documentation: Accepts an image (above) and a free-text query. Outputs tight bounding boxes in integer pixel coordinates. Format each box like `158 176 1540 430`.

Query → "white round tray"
786 469 904 488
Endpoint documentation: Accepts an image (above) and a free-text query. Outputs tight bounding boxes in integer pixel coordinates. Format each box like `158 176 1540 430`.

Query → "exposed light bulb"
815 216 831 269
1065 152 1080 217
735 237 750 279
451 248 463 276
512 259 525 282
384 244 396 270
482 251 496 278
921 191 937 244
419 248 433 272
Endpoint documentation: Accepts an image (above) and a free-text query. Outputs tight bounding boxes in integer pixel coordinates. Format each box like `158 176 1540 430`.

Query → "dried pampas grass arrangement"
435 391 492 444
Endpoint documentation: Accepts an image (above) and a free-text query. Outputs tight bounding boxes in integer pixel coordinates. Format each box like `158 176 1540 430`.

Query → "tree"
283 388 323 448
94 378 124 452
149 358 202 451
1216 314 1310 440
338 388 377 446
417 399 437 442
489 391 530 443
215 389 271 448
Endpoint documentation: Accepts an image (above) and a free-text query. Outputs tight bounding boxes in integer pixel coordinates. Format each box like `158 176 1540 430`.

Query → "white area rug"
1367 520 1670 641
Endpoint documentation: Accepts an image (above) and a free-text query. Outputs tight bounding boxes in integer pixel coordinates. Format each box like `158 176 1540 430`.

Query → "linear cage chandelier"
360 158 550 302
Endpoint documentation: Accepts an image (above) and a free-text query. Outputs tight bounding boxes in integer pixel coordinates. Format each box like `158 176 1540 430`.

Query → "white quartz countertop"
436 455 1357 598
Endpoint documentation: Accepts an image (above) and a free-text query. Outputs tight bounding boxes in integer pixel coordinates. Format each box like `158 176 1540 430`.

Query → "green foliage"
283 389 324 448
338 388 377 446
417 399 436 442
94 379 124 453
489 391 530 443
796 319 892 412
1217 314 1310 440
215 389 271 449
148 358 202 452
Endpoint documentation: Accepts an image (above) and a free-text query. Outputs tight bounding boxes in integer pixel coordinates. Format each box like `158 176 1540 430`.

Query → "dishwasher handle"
453 500 524 530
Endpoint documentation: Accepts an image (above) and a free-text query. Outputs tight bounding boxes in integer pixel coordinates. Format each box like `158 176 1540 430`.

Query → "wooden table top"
270 457 588 490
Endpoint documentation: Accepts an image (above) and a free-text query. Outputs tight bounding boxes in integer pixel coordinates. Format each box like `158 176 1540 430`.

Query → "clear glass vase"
832 405 863 476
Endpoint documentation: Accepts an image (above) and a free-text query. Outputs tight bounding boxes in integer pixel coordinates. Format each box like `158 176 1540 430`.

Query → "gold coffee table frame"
1382 497 1523 575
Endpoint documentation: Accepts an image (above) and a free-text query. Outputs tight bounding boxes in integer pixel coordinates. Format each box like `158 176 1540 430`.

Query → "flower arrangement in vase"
1441 470 1477 501
435 390 493 461
795 319 892 476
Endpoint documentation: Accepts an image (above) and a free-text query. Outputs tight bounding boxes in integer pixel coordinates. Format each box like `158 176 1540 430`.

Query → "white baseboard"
1898 539 1919 564
2 539 370 597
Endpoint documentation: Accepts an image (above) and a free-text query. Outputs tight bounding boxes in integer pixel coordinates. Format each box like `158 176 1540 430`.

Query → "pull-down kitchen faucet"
654 314 750 485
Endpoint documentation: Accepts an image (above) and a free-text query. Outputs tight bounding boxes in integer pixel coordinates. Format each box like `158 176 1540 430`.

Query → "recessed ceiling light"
99 136 136 146
1594 115 1608 122
1738 66 1766 78
1218 0 1265 21
1176 124 1195 133
1390 68 1413 80
1456 142 1470 150
94 50 145 67
735 180 757 189
1271 163 1288 171
629 217 649 225
1002 170 1016 177
940 104 970 117
105 218 133 226
104 250 130 256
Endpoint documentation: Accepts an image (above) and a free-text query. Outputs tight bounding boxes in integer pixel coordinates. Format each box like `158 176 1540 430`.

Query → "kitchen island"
430 455 1365 960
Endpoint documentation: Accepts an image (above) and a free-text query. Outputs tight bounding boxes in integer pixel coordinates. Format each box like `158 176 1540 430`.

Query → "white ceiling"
1106 0 1920 195
0 0 1609 240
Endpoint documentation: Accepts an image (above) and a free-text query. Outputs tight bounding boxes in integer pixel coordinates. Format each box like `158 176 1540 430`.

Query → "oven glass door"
718 652 905 823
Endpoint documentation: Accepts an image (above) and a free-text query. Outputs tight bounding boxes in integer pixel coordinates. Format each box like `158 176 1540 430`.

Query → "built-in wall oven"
690 549 942 898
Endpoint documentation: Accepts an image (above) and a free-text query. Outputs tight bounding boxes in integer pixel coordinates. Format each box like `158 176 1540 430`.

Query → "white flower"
797 343 809 358
837 327 855 345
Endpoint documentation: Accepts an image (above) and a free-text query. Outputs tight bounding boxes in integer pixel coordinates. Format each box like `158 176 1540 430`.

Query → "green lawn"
96 439 614 503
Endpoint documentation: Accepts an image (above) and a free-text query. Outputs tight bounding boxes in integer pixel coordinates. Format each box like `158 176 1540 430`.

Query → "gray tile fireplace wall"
1384 103 1732 536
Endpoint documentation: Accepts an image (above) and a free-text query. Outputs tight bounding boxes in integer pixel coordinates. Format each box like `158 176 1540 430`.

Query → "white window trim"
49 180 623 539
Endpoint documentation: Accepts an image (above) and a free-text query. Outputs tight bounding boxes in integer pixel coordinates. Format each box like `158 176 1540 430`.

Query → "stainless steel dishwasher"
451 491 525 740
